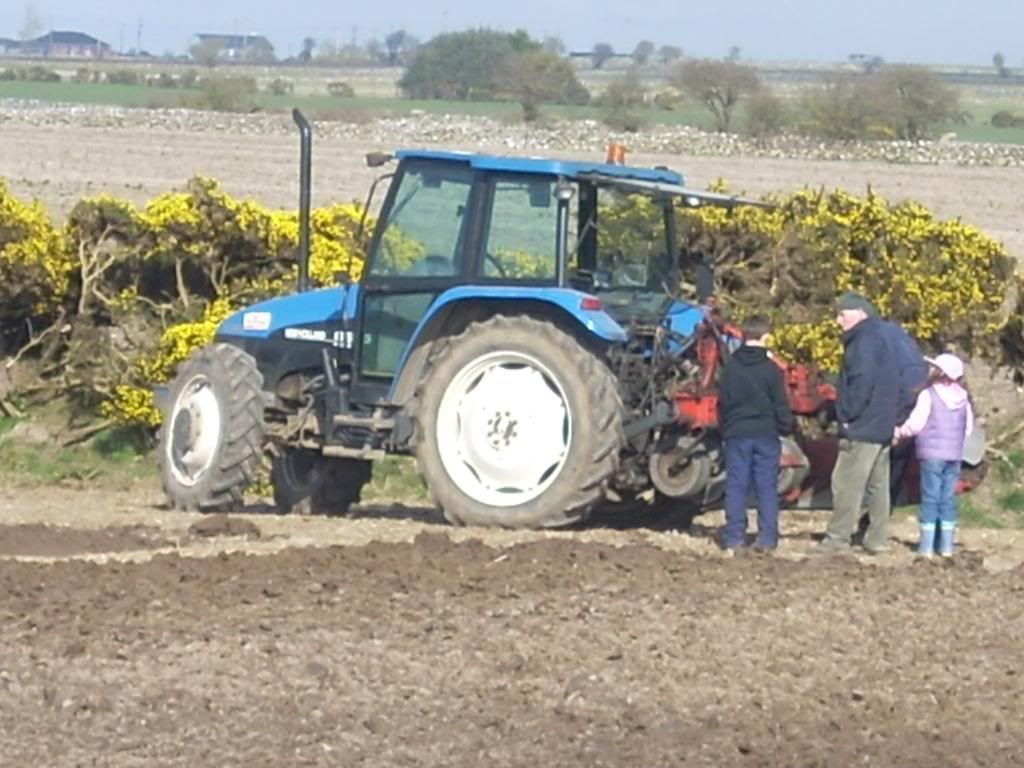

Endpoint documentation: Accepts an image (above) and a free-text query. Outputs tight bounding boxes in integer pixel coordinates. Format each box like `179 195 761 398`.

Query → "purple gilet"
915 389 969 462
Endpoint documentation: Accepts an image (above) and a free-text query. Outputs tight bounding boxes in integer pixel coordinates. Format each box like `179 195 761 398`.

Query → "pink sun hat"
924 353 965 380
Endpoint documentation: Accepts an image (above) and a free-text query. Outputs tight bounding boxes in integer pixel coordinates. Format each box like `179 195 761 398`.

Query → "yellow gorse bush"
673 187 1013 370
2 178 367 425
2 177 1017 427
0 179 74 319
103 299 237 426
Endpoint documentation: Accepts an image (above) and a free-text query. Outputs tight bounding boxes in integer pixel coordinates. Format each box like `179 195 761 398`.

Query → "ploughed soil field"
2 485 1024 766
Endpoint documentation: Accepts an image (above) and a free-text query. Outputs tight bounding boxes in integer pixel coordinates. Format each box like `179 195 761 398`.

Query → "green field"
4 75 1024 144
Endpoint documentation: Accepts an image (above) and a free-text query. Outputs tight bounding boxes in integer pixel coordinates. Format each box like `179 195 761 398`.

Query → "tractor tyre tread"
159 343 265 512
413 314 624 529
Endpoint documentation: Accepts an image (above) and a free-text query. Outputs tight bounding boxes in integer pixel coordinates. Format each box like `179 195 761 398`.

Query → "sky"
2 0 1022 66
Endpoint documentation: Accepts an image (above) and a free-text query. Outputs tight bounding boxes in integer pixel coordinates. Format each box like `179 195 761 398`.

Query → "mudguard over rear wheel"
413 314 624 528
159 343 265 511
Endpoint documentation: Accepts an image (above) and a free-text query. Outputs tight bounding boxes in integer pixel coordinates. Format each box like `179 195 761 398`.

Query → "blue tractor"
159 111 783 527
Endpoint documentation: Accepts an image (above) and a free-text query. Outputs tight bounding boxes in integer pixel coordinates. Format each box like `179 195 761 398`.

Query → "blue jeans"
723 436 781 548
919 459 960 526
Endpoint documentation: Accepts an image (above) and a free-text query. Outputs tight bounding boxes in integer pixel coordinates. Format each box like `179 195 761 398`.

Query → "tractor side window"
371 163 473 278
481 178 558 280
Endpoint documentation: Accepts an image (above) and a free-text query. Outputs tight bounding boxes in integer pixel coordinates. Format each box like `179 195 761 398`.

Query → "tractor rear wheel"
159 343 264 511
271 449 372 516
414 314 624 528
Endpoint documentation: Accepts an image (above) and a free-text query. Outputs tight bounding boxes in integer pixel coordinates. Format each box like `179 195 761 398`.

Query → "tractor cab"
352 149 760 394
354 151 687 385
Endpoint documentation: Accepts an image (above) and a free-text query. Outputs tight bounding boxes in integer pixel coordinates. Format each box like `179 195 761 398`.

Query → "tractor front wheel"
159 343 265 511
414 314 624 528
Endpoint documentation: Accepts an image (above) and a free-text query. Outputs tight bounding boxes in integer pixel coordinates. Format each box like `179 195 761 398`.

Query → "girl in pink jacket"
894 353 974 557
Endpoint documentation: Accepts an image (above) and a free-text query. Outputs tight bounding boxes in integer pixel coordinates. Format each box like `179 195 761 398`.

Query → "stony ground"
1 484 1024 766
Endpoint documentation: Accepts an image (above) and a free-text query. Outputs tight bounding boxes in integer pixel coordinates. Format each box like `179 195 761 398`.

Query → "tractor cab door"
352 158 479 403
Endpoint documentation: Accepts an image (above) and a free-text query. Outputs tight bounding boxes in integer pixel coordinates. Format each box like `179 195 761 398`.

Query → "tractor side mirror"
365 151 393 168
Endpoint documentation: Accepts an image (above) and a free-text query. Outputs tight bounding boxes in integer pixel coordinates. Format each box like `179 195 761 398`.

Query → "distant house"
6 31 111 58
191 33 275 62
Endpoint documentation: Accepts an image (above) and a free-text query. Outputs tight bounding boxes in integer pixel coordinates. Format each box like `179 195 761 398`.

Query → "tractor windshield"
368 161 474 278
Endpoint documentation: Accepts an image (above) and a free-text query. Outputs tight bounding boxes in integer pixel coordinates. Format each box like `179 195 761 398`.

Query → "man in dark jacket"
811 292 900 554
718 315 794 552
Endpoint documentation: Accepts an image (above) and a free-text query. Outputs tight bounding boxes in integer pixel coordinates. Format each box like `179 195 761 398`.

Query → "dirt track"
1 486 1024 766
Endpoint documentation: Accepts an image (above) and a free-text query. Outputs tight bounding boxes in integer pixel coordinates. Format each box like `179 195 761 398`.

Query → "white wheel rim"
436 351 572 508
166 375 222 487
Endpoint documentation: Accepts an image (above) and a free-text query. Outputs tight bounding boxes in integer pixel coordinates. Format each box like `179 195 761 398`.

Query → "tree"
596 69 649 132
632 40 655 66
596 68 646 109
591 43 615 69
993 51 1009 78
399 29 540 100
189 39 224 67
672 58 761 132
803 67 963 141
658 45 683 65
365 38 385 65
18 3 43 41
298 37 316 63
385 30 408 65
802 75 881 140
727 46 741 61
542 36 566 56
745 88 788 143
498 49 589 121
869 65 964 141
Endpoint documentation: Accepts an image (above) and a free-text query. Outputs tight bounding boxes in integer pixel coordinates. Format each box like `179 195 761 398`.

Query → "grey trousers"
826 439 891 549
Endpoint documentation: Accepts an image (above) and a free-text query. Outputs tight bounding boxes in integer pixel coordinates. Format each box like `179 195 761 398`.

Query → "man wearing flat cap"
810 291 901 555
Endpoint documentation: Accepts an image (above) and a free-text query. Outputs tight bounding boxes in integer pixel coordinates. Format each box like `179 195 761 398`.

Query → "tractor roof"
395 149 684 185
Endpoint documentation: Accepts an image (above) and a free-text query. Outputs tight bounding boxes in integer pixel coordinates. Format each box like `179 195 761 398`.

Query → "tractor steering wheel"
484 253 507 279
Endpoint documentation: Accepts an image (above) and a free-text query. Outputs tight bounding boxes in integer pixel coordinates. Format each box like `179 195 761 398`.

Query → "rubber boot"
938 523 956 557
917 523 936 557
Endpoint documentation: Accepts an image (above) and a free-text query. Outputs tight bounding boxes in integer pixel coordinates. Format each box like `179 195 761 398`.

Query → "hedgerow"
601 185 1015 371
1 178 366 428
0 180 74 328
0 177 1019 431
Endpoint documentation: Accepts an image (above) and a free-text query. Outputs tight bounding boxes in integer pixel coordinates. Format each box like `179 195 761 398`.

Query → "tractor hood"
216 285 360 340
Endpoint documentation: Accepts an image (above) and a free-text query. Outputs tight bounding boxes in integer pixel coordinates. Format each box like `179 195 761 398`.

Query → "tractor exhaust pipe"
293 108 312 293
